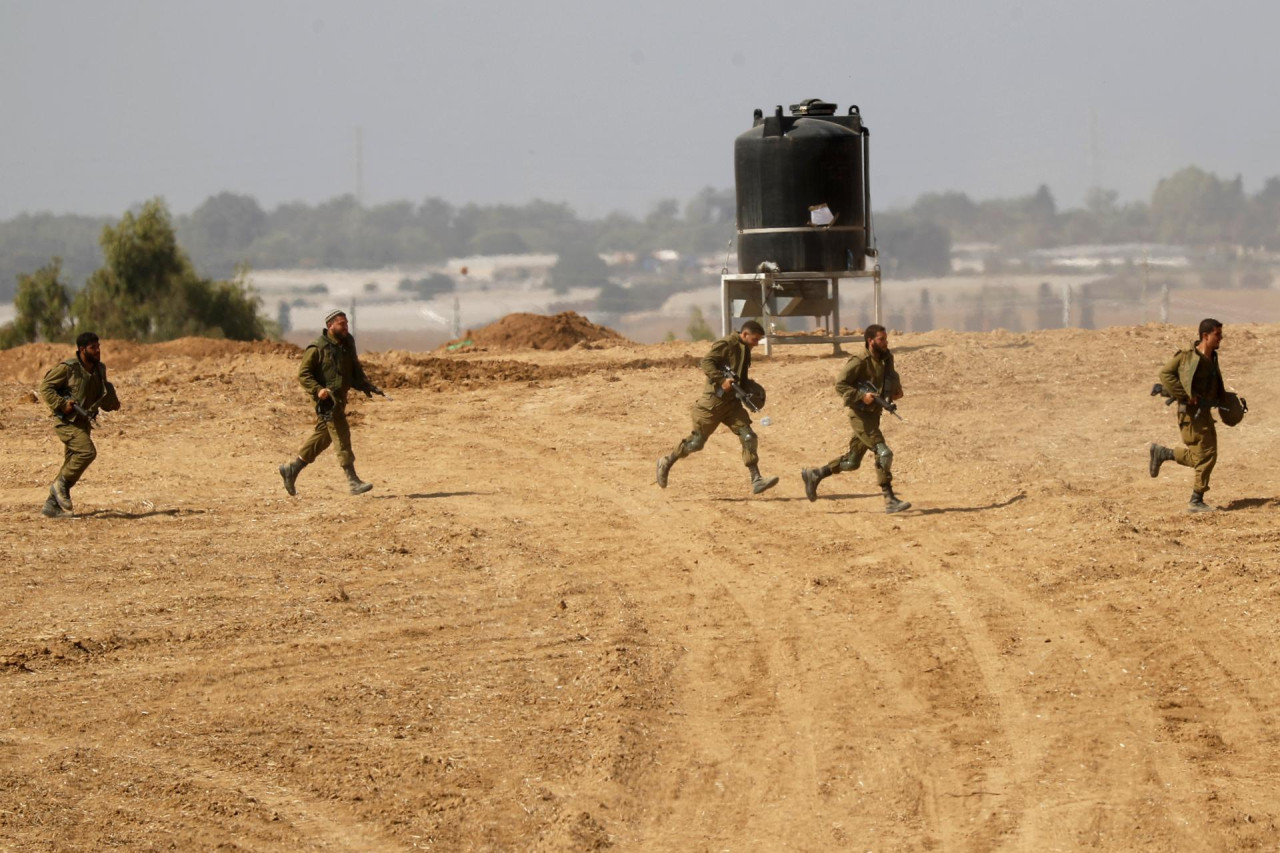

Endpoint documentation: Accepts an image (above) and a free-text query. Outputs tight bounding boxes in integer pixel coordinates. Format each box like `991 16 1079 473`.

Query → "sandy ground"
2 323 1279 852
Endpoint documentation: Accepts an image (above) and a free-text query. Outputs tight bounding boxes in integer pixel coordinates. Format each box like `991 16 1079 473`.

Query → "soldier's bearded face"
328 315 350 339
869 331 889 354
80 342 101 365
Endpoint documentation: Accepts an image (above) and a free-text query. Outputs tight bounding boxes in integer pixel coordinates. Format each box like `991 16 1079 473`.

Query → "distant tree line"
4 164 1280 309
0 199 269 347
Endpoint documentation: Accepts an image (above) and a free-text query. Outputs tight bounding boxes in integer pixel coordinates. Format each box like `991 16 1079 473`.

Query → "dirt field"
2 321 1279 852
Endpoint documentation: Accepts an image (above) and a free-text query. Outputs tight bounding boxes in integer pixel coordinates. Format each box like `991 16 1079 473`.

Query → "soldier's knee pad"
684 432 707 453
736 426 758 452
838 458 859 472
874 442 893 473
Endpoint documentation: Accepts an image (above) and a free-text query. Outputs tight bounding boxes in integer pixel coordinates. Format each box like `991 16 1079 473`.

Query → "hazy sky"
2 0 1277 221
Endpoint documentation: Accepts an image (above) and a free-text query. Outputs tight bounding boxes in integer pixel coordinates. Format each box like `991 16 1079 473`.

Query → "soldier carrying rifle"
37 331 122 517
1148 318 1245 512
655 320 779 495
278 308 385 496
800 324 910 513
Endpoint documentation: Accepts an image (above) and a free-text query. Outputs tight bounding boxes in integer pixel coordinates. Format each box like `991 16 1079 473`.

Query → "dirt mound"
0 338 302 385
442 311 628 352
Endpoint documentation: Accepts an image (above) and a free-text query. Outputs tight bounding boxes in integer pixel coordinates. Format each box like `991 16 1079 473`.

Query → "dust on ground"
3 322 1280 851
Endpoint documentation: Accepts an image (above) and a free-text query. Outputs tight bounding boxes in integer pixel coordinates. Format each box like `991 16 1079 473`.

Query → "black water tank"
734 99 871 273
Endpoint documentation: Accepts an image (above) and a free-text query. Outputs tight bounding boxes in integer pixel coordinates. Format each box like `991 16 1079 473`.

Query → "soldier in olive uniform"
800 324 910 513
1148 318 1229 512
37 332 122 517
278 309 384 496
656 320 779 495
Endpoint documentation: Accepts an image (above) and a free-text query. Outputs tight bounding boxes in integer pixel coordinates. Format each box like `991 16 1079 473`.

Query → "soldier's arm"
834 357 864 405
351 352 377 393
1158 352 1188 400
298 346 325 398
97 367 121 411
38 362 72 414
886 368 904 400
700 338 731 384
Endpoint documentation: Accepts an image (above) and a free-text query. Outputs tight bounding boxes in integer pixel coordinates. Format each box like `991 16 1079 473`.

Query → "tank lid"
789 99 837 116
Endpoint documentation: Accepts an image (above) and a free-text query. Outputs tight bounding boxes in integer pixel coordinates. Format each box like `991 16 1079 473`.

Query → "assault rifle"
57 391 108 424
856 381 904 421
717 365 763 413
317 384 391 420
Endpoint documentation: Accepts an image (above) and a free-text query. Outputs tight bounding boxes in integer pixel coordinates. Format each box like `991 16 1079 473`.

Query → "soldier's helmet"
1219 391 1248 427
741 379 767 410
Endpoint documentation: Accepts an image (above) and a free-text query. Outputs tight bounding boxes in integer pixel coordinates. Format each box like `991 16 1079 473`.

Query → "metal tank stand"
720 266 882 356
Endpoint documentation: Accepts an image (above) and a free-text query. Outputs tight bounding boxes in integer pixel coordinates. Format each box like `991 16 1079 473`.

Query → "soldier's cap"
324 308 347 325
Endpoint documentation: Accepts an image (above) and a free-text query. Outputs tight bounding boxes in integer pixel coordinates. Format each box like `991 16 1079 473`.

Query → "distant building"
1025 243 1191 271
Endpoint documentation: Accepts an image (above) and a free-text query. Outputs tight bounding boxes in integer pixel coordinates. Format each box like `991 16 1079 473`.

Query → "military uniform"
670 332 758 465
1156 342 1225 495
37 355 121 515
801 344 910 511
827 347 902 485
656 331 777 493
295 329 377 468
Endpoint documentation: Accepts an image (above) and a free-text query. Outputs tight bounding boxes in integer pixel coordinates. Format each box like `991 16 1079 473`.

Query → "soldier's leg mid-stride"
657 415 778 495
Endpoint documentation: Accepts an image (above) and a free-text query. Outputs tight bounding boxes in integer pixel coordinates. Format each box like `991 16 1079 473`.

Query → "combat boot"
41 489 65 518
1187 490 1215 513
1148 443 1174 478
656 455 674 489
343 464 374 495
882 485 911 514
801 466 830 502
278 457 306 496
51 476 73 512
748 464 779 495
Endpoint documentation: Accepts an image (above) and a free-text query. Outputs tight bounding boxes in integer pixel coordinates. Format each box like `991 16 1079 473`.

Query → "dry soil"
2 322 1279 852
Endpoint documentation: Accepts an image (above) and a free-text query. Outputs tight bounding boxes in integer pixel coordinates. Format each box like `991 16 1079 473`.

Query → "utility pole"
1141 248 1149 323
355 126 365 206
1088 107 1101 193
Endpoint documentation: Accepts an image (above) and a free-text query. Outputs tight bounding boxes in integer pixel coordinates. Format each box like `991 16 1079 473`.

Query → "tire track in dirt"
2 726 406 852
575 486 964 849
906 532 1243 849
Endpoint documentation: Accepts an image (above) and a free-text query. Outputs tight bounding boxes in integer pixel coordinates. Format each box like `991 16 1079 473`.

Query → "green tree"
72 199 269 341
1150 166 1246 245
548 244 609 294
686 306 713 341
876 213 952 278
178 192 267 278
4 257 72 344
398 272 455 298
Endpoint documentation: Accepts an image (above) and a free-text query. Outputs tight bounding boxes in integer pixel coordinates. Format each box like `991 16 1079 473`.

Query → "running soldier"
800 324 910 513
1148 318 1236 512
37 332 121 517
655 320 779 495
278 309 384 496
